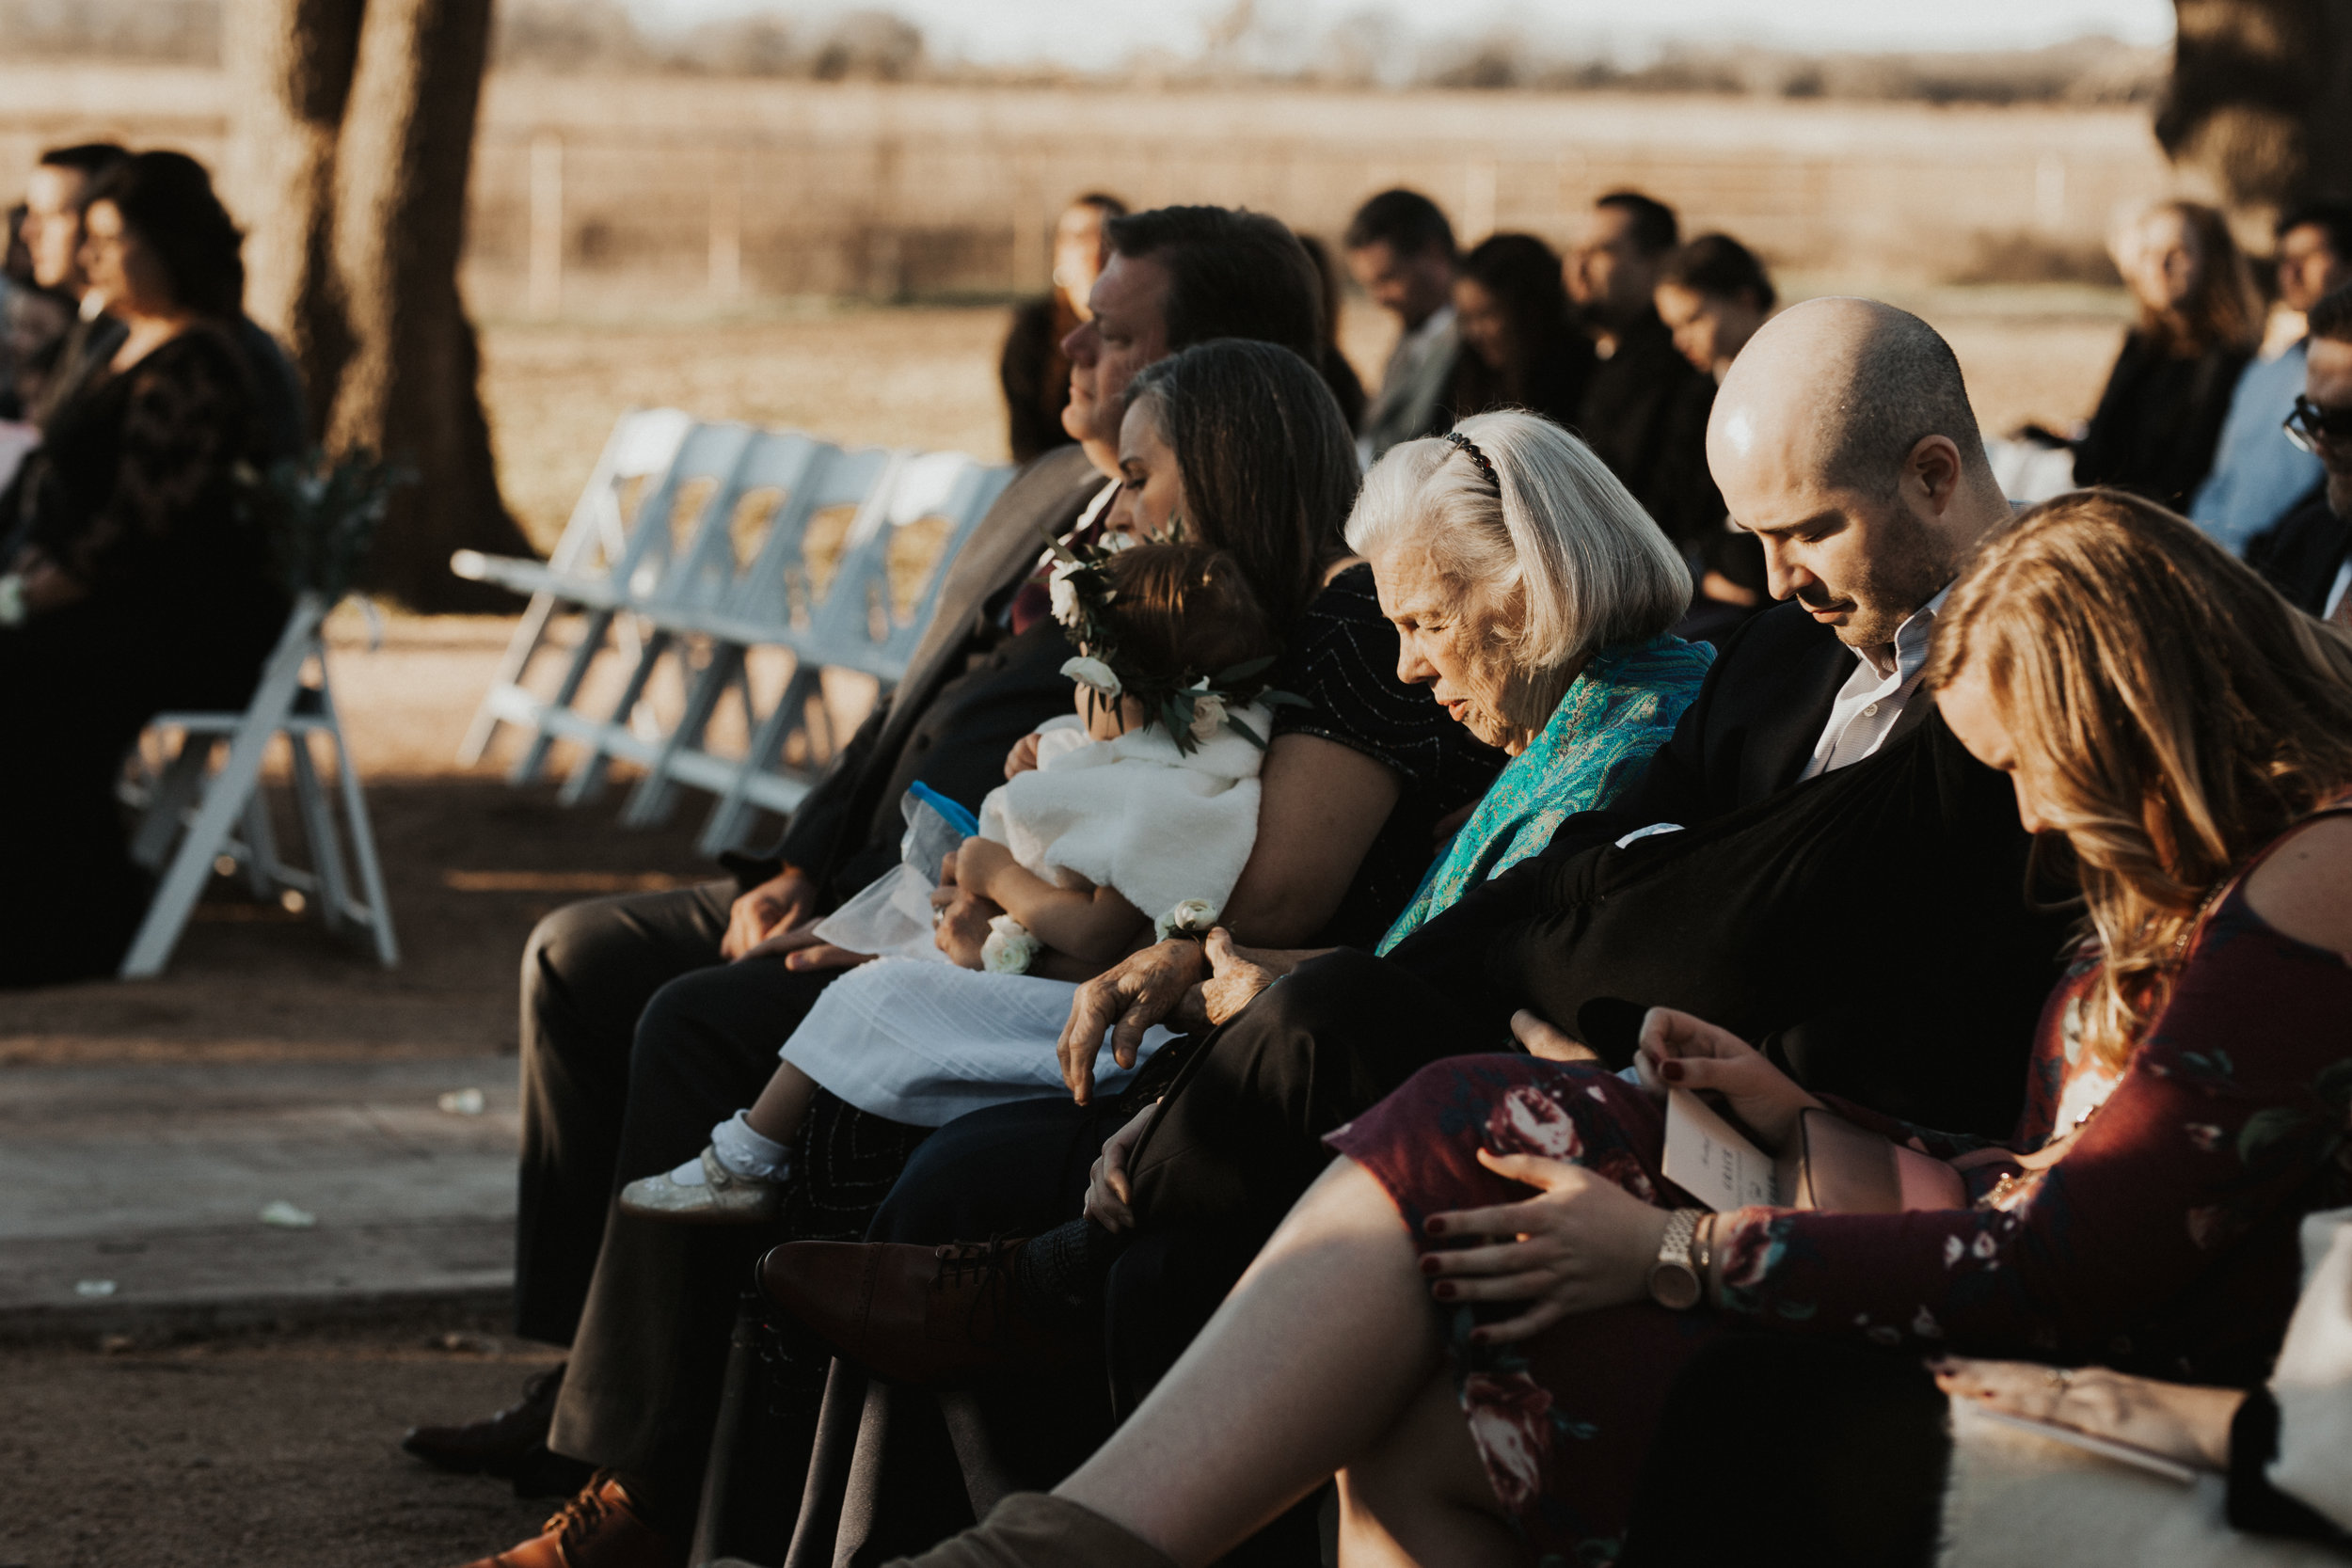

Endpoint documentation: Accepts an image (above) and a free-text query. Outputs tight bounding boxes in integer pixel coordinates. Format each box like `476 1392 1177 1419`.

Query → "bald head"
1708 298 2009 650
1712 297 1989 498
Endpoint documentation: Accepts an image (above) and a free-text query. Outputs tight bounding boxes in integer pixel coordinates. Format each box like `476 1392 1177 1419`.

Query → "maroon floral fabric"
1327 811 2352 1564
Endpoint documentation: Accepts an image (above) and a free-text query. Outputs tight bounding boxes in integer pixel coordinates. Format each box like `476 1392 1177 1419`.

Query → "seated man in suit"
766 300 2075 1422
2250 283 2352 626
416 206 1349 1568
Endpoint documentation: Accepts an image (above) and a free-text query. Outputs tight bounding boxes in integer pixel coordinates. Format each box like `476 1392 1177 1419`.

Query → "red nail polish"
1420 1255 1441 1275
1661 1060 1684 1082
1424 1216 1446 1235
1433 1281 1456 1300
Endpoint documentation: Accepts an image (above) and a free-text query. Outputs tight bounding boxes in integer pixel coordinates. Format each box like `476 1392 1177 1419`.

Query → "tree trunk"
220 0 366 436
326 0 532 610
2161 0 2352 221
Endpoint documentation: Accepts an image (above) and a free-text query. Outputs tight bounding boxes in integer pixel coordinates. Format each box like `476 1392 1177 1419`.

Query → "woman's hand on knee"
1419 1152 1672 1343
1634 1006 1820 1150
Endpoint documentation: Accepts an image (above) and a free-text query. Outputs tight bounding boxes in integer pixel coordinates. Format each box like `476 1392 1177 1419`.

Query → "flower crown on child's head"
1042 528 1302 755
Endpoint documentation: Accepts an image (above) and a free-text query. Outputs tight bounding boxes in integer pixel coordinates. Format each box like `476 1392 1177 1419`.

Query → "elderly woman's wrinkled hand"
1419 1149 1673 1343
1057 939 1209 1103
1633 1006 1820 1151
1200 928 1291 1025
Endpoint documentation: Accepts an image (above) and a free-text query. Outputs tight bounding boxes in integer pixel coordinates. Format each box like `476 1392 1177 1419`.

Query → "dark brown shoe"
451 1472 683 1568
756 1240 1080 1386
405 1363 566 1477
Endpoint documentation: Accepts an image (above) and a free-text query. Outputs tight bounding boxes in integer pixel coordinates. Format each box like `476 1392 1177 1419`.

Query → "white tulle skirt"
777 957 1175 1127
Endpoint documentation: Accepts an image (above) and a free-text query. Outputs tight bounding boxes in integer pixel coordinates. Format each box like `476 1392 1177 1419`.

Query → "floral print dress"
1326 805 2352 1564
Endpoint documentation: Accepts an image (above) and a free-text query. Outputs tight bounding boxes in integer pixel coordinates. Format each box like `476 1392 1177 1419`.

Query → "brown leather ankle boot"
885 1493 1177 1568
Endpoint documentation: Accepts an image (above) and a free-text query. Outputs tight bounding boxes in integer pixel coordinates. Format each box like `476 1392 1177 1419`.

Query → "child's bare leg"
744 1060 820 1147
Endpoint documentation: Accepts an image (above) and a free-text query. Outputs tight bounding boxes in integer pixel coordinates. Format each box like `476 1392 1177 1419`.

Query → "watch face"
1648 1262 1701 1311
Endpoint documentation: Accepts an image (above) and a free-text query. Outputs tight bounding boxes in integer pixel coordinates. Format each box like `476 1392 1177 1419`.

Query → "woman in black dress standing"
2074 200 2263 508
0 150 283 985
1447 232 1595 431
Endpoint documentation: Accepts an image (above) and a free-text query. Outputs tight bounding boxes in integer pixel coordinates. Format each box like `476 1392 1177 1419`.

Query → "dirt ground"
0 1320 565 1568
0 293 2129 1568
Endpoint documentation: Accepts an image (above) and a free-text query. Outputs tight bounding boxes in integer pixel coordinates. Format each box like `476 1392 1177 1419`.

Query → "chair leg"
240 784 283 899
511 606 618 786
288 731 353 935
559 626 674 807
120 726 282 980
457 590 562 767
321 691 399 968
622 639 744 829
697 661 825 856
128 735 217 872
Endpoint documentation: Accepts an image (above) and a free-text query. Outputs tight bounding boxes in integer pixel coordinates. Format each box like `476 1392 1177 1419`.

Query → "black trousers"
516 881 926 1490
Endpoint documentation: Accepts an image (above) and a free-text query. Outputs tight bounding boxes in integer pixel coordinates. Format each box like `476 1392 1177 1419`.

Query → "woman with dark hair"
0 149 285 985
1000 193 1127 464
1447 232 1593 429
2074 200 2264 508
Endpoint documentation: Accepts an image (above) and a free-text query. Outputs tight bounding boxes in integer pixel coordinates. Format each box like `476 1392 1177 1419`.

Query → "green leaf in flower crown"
1214 655 1279 685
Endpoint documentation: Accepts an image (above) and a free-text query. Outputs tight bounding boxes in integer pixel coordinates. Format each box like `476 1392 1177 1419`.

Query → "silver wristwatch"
1647 1208 1705 1310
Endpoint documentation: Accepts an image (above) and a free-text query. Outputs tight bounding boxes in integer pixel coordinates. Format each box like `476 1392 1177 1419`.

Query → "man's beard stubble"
1827 497 1960 651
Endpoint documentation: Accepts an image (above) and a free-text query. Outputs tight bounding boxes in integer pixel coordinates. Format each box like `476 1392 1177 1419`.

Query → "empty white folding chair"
694 450 1013 854
452 405 697 768
119 593 397 978
603 437 902 830
469 420 762 787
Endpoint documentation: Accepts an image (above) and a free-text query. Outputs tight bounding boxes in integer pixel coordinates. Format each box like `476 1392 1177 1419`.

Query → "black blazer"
747 446 1108 904
2248 488 2352 616
1382 598 2063 1135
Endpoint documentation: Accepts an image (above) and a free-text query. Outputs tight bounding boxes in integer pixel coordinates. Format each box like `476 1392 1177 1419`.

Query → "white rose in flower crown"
1154 899 1219 942
1048 572 1080 628
1061 656 1121 697
1188 690 1228 742
980 914 1041 974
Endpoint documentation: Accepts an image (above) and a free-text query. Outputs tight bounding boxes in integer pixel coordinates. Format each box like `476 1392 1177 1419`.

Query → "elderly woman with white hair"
1064 407 1713 1052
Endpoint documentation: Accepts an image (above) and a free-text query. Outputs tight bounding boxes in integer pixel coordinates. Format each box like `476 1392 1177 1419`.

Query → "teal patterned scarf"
1375 634 1713 955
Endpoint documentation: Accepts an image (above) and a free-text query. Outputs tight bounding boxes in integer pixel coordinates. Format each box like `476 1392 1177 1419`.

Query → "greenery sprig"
237 447 416 603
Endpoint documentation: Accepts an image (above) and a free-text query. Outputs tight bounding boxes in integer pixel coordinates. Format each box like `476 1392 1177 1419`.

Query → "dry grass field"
474 287 2131 552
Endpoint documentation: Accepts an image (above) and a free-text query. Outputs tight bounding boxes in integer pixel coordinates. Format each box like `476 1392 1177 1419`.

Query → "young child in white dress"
619 542 1283 1222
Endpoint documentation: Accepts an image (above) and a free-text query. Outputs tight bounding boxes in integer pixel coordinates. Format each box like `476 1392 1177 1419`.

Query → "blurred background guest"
2 201 73 423
2074 199 2262 508
0 150 288 987
16 142 131 430
1654 230 1777 380
1653 230 1777 639
1445 231 1591 427
1564 189 1724 553
2190 200 2352 555
1343 186 1459 464
2249 282 2352 626
999 191 1125 464
1295 232 1367 431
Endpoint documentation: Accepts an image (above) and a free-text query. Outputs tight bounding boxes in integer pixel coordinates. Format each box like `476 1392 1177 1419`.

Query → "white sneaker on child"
618 1145 784 1224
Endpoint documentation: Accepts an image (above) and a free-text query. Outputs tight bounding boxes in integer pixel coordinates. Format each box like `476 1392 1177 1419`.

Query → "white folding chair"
451 406 697 768
694 451 1012 854
603 438 902 832
119 593 397 978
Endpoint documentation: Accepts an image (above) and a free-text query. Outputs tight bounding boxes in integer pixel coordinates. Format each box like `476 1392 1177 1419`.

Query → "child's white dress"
775 706 1267 1126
